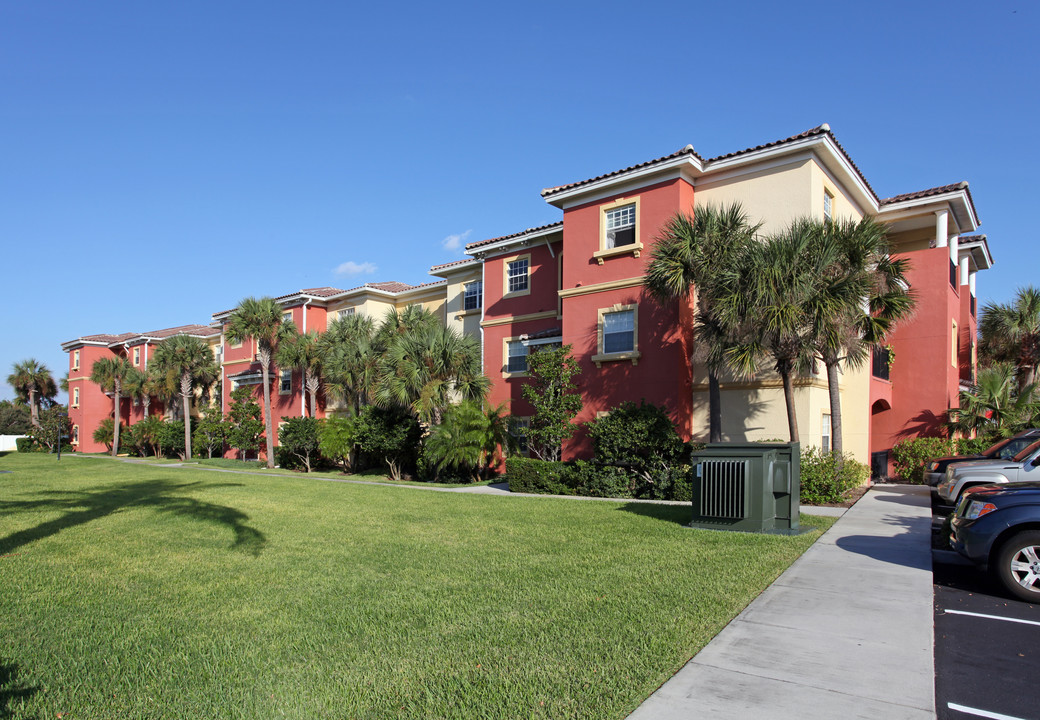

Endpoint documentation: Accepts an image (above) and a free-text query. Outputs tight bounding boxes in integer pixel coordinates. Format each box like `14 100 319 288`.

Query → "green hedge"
891 438 955 483
505 457 571 495
505 457 693 501
800 449 869 504
15 437 36 453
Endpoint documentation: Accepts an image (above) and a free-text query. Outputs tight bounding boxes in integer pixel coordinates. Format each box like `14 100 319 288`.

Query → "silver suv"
937 439 1040 503
923 429 1040 486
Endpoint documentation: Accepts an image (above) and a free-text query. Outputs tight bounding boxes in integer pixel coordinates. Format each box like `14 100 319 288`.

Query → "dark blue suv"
950 482 1040 602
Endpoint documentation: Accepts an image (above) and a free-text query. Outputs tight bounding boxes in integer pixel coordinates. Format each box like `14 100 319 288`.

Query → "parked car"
923 428 1040 486
950 482 1040 602
937 439 1040 504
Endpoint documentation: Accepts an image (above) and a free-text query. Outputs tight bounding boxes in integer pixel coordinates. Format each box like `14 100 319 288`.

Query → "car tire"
994 530 1040 603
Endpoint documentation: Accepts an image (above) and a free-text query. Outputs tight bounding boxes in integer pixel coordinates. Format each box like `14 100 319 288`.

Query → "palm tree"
979 286 1040 395
7 359 57 428
375 313 488 425
224 297 296 468
726 219 845 443
949 363 1039 438
276 329 325 417
812 217 915 455
646 203 760 442
151 334 219 460
320 313 378 416
424 401 516 481
90 356 134 456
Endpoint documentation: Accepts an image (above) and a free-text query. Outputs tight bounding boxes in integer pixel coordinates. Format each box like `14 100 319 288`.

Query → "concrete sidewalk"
628 484 935 720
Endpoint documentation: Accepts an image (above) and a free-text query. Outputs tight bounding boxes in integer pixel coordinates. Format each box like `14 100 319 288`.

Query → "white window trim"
503 254 532 298
72 387 80 408
822 412 832 453
594 196 643 265
279 369 293 395
509 416 531 457
823 189 834 222
133 347 141 366
502 337 530 378
463 280 483 312
72 425 79 445
592 303 641 367
72 350 80 370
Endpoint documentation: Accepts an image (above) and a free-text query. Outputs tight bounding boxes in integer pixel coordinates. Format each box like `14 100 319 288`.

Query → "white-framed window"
72 387 80 407
506 257 530 295
822 413 831 453
603 309 635 353
593 304 641 367
72 425 79 445
282 311 292 323
279 369 292 394
133 347 141 366
464 281 483 311
605 203 636 248
824 190 834 222
340 307 356 319
506 340 528 374
72 350 80 370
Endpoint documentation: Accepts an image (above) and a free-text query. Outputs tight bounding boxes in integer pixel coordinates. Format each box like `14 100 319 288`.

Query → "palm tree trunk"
112 383 122 457
29 387 39 428
1020 365 1036 397
780 370 799 442
708 370 722 443
143 395 151 418
259 348 275 468
825 358 844 463
306 373 319 418
181 372 192 460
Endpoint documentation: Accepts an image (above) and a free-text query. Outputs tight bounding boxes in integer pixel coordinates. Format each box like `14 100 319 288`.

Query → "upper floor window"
279 369 292 394
505 340 528 375
823 190 834 222
505 256 530 296
72 387 80 407
603 309 635 353
464 281 483 311
282 311 292 323
133 347 141 366
72 350 80 370
593 304 641 367
605 204 636 248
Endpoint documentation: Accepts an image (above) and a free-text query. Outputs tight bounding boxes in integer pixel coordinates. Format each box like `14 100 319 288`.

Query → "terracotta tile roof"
429 258 479 271
77 332 137 344
880 181 970 205
541 147 701 199
539 124 881 205
465 221 563 251
273 286 346 302
140 324 221 340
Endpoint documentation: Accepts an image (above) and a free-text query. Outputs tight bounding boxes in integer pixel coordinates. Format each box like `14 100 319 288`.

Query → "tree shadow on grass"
0 479 266 557
0 661 38 719
615 502 692 526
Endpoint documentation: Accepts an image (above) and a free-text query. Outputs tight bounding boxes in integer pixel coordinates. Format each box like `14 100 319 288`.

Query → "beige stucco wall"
437 266 483 343
695 158 815 234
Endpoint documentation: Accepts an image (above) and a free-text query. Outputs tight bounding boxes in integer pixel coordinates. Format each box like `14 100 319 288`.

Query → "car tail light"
964 501 997 520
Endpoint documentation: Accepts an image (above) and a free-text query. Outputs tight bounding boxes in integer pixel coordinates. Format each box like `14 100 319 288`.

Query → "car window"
1012 440 1040 463
998 439 1033 459
986 438 1014 457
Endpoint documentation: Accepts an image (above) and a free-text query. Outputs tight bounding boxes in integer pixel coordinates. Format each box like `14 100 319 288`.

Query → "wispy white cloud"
442 229 473 252
334 260 377 276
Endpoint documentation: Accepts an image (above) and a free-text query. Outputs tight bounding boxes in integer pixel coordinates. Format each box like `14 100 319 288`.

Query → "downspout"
143 340 149 417
479 257 486 375
545 237 555 258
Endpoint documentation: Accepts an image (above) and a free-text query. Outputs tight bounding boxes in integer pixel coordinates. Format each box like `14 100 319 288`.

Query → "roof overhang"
959 236 994 272
428 259 481 278
877 186 979 236
465 226 563 259
60 339 111 352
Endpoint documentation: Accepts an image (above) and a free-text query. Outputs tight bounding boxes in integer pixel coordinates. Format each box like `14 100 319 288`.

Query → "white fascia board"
552 169 695 211
428 260 480 278
60 339 111 351
521 335 563 347
465 228 563 259
543 155 703 208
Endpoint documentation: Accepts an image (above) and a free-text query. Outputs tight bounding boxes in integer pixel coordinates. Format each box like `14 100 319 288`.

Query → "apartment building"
60 124 991 474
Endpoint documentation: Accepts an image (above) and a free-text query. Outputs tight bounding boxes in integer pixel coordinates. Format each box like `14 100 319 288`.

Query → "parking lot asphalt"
932 500 1040 720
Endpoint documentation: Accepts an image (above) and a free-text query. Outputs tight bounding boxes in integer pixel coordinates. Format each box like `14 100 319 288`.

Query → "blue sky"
2 0 1036 402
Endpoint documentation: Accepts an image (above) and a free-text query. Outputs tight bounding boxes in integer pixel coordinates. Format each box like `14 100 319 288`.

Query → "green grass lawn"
0 452 831 719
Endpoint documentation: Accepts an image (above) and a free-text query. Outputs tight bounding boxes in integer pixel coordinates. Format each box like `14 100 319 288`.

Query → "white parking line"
948 702 1032 720
944 609 1040 627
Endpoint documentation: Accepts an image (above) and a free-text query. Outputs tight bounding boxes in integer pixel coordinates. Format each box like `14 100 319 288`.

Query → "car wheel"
994 530 1040 603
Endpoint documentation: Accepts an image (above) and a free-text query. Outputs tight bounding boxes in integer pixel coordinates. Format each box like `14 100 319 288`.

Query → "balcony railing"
872 347 891 381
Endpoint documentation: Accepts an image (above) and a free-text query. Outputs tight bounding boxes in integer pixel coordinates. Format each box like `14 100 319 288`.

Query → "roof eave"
541 155 703 208
465 227 563 258
878 188 980 234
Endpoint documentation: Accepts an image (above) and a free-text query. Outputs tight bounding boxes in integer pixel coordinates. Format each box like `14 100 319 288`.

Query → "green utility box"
689 442 801 534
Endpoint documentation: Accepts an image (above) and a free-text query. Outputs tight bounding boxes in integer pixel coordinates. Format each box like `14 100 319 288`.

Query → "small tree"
226 386 264 460
193 408 229 459
521 345 583 462
354 405 422 481
92 417 118 452
278 416 321 472
30 406 71 452
0 400 31 435
318 416 358 472
90 356 134 456
131 416 164 457
424 401 516 482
